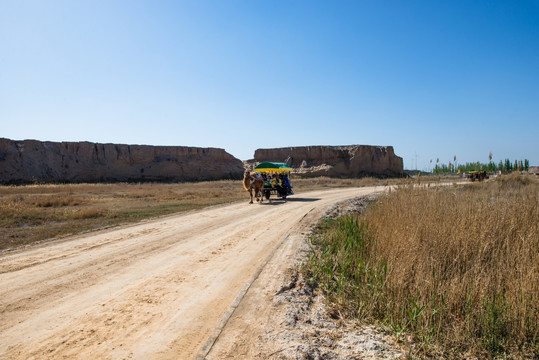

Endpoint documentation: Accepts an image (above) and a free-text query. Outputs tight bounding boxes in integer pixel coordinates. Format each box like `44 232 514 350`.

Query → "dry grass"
0 177 397 251
0 181 246 251
306 174 538 358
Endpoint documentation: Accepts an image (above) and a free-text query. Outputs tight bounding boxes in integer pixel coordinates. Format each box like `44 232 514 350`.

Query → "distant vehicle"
467 170 488 182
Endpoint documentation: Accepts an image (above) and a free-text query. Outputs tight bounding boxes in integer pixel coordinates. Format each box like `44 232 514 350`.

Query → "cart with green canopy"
253 162 292 173
253 162 293 200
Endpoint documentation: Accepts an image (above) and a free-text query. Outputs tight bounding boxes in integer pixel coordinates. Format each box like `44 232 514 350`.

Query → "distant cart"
467 170 488 182
254 162 294 200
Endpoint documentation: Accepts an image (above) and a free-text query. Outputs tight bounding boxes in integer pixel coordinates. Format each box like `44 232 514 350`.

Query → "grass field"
0 176 397 251
305 173 538 358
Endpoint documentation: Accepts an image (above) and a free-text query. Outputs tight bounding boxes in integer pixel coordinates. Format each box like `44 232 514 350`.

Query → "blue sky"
1 1 538 170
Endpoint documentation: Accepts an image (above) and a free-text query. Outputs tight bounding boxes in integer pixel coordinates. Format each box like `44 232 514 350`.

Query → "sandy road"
0 186 385 360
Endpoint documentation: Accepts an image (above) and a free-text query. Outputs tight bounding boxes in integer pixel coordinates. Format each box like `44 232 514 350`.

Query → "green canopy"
254 162 292 173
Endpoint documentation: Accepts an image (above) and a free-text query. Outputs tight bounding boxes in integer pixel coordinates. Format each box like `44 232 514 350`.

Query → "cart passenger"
273 174 287 197
281 174 293 195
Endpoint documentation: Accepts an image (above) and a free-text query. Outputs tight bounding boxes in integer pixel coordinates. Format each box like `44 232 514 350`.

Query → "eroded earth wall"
0 138 245 184
254 145 403 178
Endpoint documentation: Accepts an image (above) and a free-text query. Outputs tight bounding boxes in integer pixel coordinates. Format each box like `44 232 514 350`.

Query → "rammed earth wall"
254 145 403 178
0 138 244 184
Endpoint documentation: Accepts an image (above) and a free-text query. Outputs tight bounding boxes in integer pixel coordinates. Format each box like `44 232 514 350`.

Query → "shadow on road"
286 197 321 202
261 197 321 205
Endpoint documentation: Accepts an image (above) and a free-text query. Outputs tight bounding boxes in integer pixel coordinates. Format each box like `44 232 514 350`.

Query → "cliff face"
253 145 403 178
0 138 244 184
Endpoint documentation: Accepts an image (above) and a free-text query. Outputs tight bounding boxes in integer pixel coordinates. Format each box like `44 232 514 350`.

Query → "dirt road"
0 186 385 360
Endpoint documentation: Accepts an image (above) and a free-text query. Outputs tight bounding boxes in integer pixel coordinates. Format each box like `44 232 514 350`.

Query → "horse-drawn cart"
254 162 294 200
467 170 488 182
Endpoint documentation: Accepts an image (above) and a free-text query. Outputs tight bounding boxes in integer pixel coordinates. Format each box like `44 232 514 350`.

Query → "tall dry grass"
306 174 538 358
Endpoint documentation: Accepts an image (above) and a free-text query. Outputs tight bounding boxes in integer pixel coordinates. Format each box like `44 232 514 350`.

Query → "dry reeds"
306 175 538 358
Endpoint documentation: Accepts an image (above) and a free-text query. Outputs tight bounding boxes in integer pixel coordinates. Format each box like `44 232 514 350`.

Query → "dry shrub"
33 196 88 207
495 171 533 187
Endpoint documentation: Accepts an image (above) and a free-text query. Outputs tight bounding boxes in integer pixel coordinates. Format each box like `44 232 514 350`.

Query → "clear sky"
1 0 538 170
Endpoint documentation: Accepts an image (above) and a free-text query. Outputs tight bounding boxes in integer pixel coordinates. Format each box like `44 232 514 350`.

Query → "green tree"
504 159 512 172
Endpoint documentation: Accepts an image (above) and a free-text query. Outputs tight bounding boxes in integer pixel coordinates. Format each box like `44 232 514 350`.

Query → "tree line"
432 158 530 174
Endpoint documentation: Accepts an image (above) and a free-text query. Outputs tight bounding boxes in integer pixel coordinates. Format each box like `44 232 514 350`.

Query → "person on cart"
271 174 287 197
281 174 293 195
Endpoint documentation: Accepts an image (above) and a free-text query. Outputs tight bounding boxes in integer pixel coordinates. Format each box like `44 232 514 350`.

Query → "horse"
243 171 264 204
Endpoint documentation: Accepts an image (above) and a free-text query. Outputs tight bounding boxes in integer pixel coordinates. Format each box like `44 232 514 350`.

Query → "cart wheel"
265 190 271 200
